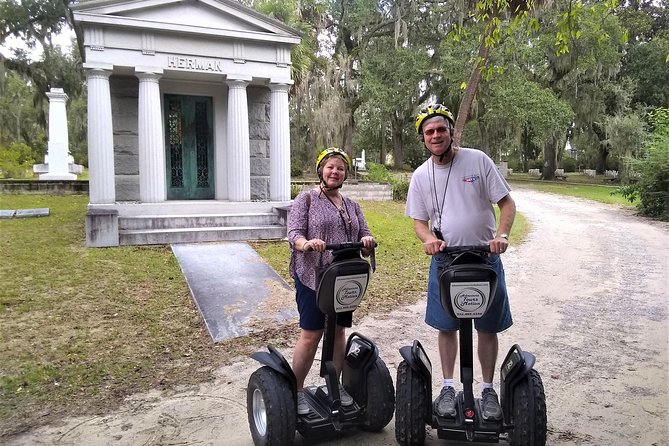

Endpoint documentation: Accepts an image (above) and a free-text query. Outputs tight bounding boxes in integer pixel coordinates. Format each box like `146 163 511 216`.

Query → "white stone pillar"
86 68 115 204
137 72 166 202
40 88 77 180
226 79 250 201
269 83 291 201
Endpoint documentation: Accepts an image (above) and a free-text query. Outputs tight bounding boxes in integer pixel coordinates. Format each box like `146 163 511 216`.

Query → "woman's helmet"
316 147 352 172
415 104 455 135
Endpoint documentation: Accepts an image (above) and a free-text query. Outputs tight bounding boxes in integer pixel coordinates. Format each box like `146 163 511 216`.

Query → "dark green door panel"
165 95 214 200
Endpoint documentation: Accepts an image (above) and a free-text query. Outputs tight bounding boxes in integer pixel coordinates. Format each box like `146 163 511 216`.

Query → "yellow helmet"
315 147 352 171
415 104 455 134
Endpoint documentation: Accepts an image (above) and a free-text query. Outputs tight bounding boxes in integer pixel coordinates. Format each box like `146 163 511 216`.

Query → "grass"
0 195 293 437
508 175 634 207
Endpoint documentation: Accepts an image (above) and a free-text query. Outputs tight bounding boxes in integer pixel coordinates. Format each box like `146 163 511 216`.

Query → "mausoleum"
71 0 300 247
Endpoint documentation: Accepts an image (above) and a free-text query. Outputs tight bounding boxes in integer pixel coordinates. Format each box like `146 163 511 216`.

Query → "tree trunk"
391 116 404 169
380 121 387 165
454 29 491 147
542 137 558 180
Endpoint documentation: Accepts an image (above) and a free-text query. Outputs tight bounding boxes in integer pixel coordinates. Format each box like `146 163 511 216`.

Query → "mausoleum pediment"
72 0 300 43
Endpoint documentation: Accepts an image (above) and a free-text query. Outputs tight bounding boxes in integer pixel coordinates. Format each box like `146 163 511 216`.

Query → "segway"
395 245 547 446
247 242 395 446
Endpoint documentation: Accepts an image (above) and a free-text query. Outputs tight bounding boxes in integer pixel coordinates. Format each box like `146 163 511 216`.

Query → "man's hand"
489 235 509 254
423 239 447 255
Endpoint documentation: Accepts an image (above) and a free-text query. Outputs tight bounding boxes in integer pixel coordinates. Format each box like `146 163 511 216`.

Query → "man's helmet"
415 104 455 135
316 147 352 172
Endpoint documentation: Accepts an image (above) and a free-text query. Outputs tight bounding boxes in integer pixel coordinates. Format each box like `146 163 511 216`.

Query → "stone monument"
33 88 82 180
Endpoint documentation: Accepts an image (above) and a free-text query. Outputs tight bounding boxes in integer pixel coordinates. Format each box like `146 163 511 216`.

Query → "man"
405 103 516 421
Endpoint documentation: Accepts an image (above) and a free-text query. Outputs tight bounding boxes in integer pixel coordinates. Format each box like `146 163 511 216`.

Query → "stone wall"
248 86 270 200
110 75 140 201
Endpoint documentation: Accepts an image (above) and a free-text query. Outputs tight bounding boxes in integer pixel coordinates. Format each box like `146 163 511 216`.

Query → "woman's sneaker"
435 386 457 417
481 388 502 420
297 390 310 415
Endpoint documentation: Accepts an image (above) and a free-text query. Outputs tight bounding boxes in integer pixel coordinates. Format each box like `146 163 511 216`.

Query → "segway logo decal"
334 274 369 313
450 282 490 318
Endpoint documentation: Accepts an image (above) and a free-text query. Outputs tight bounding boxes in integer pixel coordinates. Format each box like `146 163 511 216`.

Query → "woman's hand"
360 236 376 256
303 238 326 252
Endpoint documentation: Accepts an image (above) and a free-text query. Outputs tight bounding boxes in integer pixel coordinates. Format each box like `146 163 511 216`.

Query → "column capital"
86 68 111 81
137 72 162 82
226 78 249 89
269 82 291 93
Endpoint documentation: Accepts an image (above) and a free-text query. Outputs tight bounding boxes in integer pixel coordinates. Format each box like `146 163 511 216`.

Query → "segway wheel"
247 366 296 446
395 360 428 446
509 369 547 446
360 358 395 432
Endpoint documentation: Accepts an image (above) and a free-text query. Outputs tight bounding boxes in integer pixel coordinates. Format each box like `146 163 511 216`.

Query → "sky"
0 28 76 61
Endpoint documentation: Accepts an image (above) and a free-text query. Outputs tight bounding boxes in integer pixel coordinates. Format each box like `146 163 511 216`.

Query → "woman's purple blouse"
288 188 372 291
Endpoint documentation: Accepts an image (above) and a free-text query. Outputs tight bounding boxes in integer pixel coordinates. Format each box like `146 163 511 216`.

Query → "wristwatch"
498 233 509 240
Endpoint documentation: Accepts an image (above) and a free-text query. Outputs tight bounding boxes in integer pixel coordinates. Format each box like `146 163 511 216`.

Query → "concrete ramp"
172 242 297 342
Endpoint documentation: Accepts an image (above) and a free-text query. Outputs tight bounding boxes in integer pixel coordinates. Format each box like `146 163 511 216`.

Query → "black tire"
360 358 395 432
247 366 296 446
509 369 547 446
395 360 428 446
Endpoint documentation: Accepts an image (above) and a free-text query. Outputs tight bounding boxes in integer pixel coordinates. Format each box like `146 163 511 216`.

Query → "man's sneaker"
339 384 354 406
435 386 457 418
481 388 502 421
322 383 355 406
296 390 310 415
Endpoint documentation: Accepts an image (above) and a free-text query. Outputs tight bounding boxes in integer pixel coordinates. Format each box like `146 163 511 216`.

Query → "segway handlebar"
443 245 491 255
325 241 378 251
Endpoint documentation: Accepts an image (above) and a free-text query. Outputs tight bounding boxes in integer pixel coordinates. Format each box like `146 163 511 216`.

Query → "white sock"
442 378 454 389
481 382 494 393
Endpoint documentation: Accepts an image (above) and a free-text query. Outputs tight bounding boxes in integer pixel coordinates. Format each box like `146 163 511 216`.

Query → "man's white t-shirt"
405 147 511 246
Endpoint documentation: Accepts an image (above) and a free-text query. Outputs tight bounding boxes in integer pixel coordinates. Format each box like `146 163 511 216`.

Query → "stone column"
137 72 166 202
226 79 250 201
269 83 291 201
86 68 115 204
40 88 77 180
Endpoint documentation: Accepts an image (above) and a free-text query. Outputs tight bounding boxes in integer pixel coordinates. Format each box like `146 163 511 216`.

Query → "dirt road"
7 188 668 446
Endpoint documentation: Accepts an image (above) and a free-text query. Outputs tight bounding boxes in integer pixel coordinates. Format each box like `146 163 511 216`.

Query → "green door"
165 95 214 200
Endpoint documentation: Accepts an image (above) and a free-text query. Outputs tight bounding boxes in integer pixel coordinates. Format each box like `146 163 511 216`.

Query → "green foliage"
363 163 410 201
364 163 394 183
0 142 35 178
624 108 669 219
560 156 577 173
290 159 303 178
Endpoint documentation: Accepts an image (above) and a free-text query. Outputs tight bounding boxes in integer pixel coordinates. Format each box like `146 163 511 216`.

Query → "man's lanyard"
428 156 454 233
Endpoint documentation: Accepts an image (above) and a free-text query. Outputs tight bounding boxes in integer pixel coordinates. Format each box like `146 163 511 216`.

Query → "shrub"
290 160 304 178
0 143 36 179
616 108 669 220
560 157 577 173
393 179 409 201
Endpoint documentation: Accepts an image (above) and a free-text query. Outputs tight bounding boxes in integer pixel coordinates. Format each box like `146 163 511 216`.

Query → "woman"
287 147 376 415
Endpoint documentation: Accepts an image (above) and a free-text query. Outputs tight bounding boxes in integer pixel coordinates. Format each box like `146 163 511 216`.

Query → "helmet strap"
425 140 453 163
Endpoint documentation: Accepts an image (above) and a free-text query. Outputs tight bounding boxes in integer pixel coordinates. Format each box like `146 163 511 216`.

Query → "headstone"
36 88 79 180
497 161 509 178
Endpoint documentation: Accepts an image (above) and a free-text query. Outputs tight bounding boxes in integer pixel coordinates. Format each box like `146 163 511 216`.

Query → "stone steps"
118 212 286 246
119 225 286 246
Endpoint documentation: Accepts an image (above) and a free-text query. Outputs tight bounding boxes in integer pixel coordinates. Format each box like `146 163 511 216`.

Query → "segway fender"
501 344 535 385
251 344 297 391
399 340 432 380
500 344 538 420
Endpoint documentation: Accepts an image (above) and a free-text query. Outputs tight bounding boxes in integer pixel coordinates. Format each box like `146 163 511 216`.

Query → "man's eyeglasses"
423 126 451 137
